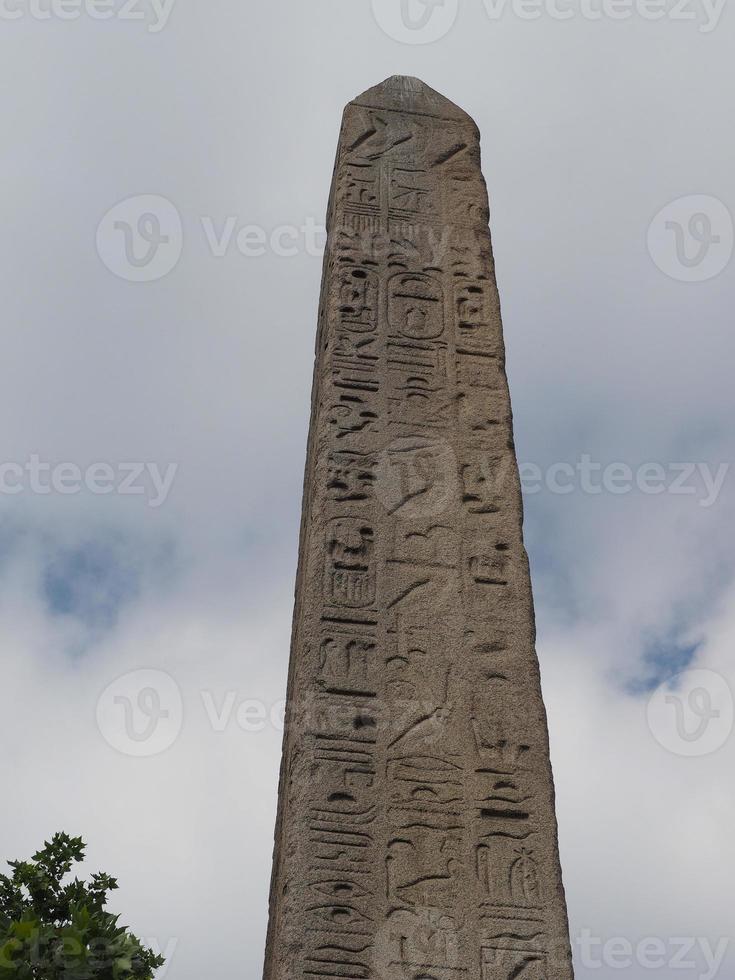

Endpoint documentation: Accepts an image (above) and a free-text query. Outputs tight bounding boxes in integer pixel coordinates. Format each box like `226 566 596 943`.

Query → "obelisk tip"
350 75 475 124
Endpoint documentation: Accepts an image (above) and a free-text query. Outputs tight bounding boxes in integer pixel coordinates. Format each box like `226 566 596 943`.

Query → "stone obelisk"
263 76 574 980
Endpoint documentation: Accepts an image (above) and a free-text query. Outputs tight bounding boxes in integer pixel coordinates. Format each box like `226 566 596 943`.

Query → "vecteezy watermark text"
0 935 179 978
0 0 176 31
482 0 726 33
200 215 327 259
520 456 729 507
0 456 177 508
576 931 729 980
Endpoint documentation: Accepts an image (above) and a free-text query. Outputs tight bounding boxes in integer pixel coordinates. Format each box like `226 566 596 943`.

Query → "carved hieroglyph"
263 76 574 980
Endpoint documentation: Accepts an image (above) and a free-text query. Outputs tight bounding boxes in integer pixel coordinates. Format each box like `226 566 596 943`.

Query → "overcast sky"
1 2 734 979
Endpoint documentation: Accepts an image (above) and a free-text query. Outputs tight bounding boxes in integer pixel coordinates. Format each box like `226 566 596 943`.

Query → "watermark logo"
375 437 458 519
374 907 462 978
647 668 734 757
371 0 459 43
648 195 733 283
97 195 183 282
96 669 183 757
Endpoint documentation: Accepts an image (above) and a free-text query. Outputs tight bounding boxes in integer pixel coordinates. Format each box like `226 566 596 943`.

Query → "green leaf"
1 834 166 980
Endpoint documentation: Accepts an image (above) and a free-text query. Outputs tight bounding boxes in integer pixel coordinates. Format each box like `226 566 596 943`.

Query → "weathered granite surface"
263 76 574 980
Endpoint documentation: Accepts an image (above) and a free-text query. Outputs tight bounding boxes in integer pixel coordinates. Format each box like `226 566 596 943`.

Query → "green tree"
0 833 164 979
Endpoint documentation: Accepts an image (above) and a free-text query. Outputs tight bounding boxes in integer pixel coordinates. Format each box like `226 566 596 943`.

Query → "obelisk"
263 76 574 980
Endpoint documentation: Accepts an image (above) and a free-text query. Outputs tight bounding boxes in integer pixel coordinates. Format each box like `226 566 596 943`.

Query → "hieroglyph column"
263 75 574 980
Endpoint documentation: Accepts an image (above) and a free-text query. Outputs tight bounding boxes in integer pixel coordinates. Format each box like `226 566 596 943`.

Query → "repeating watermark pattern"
97 195 183 282
576 931 729 980
6 446 724 514
371 0 460 43
0 457 177 507
373 443 730 516
0 0 176 31
101 194 735 292
482 0 727 32
647 668 734 757
99 666 735 766
648 195 734 282
96 669 183 757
